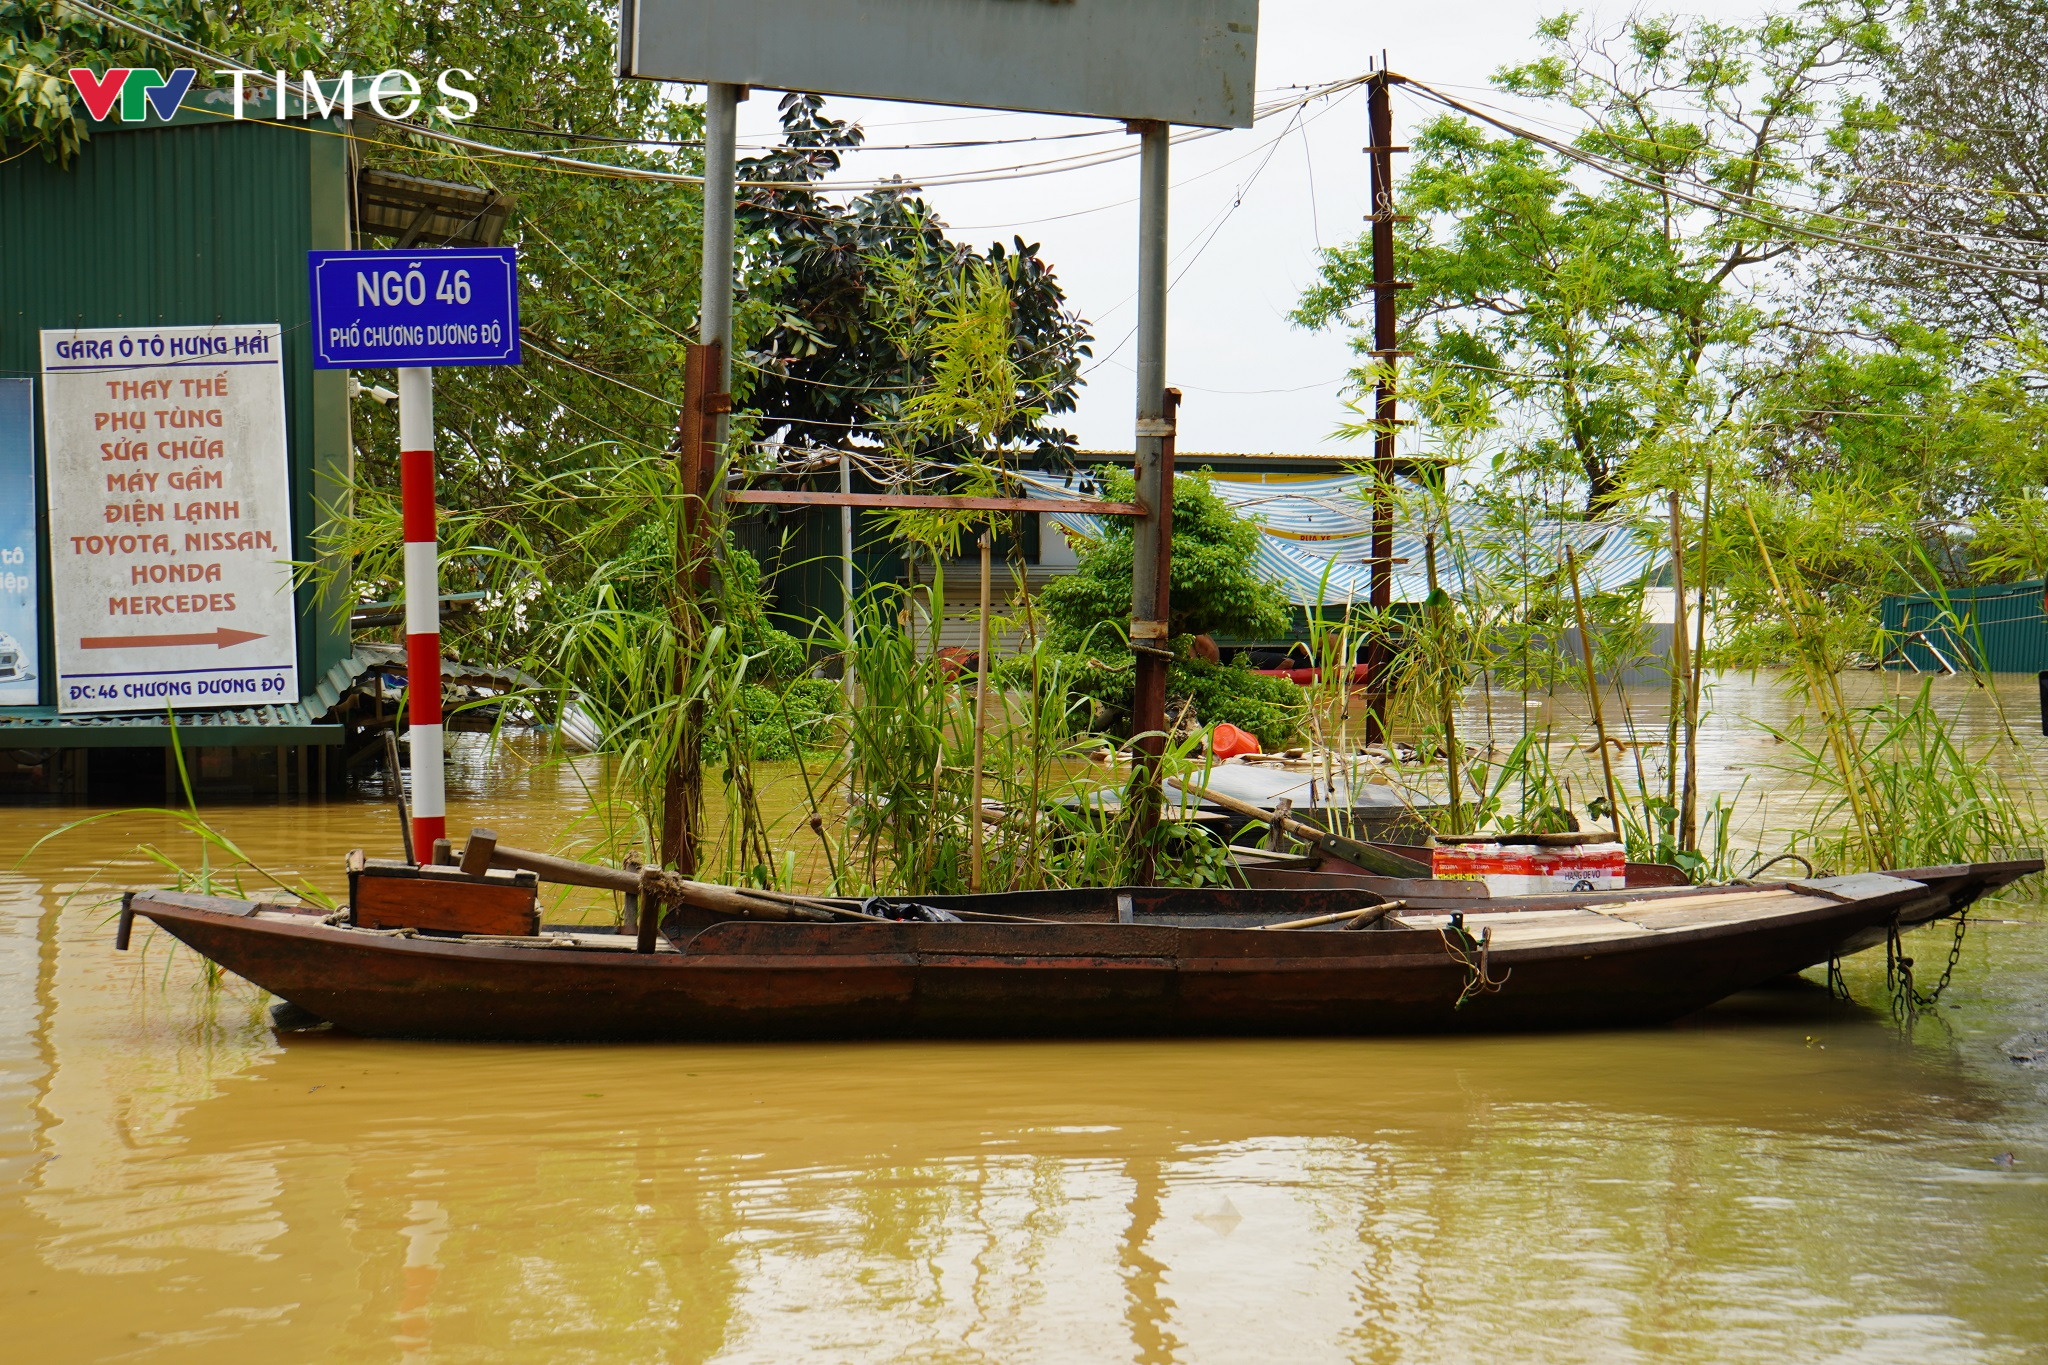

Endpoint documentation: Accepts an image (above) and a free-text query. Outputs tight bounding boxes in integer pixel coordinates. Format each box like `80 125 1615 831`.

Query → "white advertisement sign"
40 324 299 715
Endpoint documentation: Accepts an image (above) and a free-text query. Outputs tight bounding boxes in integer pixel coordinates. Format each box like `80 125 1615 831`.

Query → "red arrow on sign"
80 628 266 650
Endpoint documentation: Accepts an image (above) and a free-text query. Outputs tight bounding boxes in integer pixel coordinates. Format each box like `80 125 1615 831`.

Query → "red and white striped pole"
398 366 445 856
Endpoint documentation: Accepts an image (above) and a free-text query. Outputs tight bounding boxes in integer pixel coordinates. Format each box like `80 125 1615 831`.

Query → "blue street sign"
308 248 521 368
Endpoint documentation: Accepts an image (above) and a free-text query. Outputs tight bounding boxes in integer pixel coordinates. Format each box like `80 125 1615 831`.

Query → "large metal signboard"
309 248 522 368
617 0 1261 129
0 379 37 705
40 325 299 715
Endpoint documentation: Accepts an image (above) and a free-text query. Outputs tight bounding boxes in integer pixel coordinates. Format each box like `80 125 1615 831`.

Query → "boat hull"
129 876 1960 1043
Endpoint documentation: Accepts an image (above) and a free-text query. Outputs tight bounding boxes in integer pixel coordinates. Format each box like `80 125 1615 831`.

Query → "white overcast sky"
724 0 1773 457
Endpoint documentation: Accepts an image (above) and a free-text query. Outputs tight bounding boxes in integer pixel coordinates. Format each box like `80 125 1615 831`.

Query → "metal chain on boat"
1826 956 1851 1002
1887 910 1969 1022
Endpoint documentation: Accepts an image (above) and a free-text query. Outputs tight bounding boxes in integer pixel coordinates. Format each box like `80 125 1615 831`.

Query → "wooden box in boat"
350 858 541 937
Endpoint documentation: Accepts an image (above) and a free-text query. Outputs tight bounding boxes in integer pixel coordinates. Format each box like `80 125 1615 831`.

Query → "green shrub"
1037 471 1293 648
1168 656 1305 750
711 677 845 763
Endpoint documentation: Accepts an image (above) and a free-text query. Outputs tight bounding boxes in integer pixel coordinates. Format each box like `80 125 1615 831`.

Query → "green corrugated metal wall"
0 98 352 716
1881 580 2048 673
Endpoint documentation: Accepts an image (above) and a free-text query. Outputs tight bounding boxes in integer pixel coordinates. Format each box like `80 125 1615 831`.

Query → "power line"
56 1 1359 196
1398 76 2048 282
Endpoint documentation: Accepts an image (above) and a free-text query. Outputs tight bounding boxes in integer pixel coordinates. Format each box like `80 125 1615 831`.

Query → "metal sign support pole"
1128 120 1172 881
398 366 445 858
701 83 739 439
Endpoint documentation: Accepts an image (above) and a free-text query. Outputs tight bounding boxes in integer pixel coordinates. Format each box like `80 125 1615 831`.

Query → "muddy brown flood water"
3 672 2047 1361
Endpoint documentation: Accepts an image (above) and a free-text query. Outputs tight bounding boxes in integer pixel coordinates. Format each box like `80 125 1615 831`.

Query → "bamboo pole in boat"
382 728 414 865
1565 547 1624 839
1664 492 1685 818
486 842 837 922
1666 493 1693 849
971 529 992 891
1262 900 1404 931
486 843 640 893
1684 465 1712 853
1425 532 1464 828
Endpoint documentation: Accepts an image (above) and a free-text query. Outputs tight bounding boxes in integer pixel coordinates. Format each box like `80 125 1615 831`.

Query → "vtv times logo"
67 67 194 122
67 67 480 124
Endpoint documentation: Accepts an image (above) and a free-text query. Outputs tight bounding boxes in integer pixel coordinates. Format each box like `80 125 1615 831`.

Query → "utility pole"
1126 120 1174 883
1361 70 1409 744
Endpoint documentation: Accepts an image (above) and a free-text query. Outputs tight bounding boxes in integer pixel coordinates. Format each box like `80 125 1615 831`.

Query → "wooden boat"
116 854 2034 1042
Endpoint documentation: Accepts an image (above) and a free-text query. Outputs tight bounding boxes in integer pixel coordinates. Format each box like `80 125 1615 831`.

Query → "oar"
484 841 836 921
1181 784 1433 878
479 838 1054 924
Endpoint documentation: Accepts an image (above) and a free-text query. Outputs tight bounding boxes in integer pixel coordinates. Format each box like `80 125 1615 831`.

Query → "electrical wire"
1082 89 1353 376
1398 76 2048 280
458 116 1122 153
518 331 677 407
57 1 1361 196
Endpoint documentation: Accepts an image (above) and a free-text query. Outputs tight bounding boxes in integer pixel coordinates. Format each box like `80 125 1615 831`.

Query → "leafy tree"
304 0 705 661
1709 318 2048 666
1295 6 1892 512
1849 0 2048 343
1039 471 1293 648
735 92 1092 466
1 0 319 161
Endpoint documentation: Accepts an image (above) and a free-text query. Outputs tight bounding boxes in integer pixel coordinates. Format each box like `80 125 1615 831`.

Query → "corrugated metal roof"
1021 471 1662 607
349 640 544 693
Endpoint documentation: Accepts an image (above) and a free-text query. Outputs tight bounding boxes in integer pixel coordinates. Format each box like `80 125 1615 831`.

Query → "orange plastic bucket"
1210 723 1261 759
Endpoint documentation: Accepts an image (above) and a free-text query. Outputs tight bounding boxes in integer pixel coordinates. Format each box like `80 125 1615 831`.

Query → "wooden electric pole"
1361 70 1409 744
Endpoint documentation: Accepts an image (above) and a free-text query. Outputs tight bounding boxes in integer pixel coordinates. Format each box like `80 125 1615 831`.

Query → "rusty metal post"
663 340 724 874
1128 120 1173 882
1362 72 1404 744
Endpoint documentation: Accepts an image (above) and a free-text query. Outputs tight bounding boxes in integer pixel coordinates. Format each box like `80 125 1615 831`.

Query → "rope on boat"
1737 852 1817 884
1439 918 1510 1008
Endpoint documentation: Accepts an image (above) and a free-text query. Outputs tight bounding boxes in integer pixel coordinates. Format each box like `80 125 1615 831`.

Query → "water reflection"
1 670 2045 1360
5 948 2048 1361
